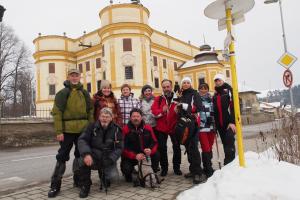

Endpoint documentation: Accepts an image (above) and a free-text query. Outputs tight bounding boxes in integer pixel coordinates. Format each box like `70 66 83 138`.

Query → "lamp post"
0 5 6 22
204 0 255 167
264 0 296 115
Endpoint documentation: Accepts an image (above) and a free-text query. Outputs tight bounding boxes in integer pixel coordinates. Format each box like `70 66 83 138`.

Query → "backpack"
133 159 164 188
174 95 194 145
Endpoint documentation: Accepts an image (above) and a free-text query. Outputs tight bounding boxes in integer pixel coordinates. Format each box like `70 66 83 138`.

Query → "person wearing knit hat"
100 80 111 90
176 76 207 184
93 80 122 126
181 77 192 85
118 84 140 126
213 73 236 166
213 73 225 83
140 84 156 128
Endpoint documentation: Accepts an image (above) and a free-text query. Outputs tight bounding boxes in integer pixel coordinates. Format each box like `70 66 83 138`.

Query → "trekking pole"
215 132 222 169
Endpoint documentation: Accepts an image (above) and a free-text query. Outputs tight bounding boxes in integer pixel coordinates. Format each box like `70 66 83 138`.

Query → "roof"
238 83 261 94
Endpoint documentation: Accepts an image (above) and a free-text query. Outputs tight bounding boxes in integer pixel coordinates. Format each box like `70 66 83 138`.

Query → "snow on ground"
177 151 300 200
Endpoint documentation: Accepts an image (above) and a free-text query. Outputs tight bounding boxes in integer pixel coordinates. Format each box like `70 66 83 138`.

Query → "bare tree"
0 23 19 94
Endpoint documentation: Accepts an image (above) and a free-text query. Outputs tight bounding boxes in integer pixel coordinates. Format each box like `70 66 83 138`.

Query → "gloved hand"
102 158 114 168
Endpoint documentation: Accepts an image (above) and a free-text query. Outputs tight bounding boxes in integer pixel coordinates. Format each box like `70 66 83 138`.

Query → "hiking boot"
79 186 90 198
193 174 207 184
48 187 60 198
184 172 193 179
174 169 183 176
160 169 168 177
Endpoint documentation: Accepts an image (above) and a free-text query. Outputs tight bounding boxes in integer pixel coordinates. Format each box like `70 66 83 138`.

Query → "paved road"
0 145 74 195
0 121 277 195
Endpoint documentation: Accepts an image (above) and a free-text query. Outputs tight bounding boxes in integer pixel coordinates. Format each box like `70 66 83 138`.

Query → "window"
49 85 56 95
87 83 91 93
154 78 159 89
174 62 177 70
96 58 101 69
49 63 55 73
199 77 205 86
86 61 90 72
226 70 230 78
125 66 133 80
153 56 158 66
123 38 132 52
163 59 167 69
102 45 105 57
78 64 83 73
103 71 106 80
97 80 102 91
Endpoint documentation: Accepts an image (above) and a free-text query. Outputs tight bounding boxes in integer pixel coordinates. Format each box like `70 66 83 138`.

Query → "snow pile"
177 151 300 200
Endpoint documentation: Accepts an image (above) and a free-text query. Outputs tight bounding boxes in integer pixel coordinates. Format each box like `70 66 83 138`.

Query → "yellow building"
33 3 230 110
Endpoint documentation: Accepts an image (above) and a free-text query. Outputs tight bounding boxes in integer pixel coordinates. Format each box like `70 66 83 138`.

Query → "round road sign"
283 69 293 88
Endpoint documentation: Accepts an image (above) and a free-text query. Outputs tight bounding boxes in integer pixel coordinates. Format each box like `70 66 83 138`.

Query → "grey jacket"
140 97 156 127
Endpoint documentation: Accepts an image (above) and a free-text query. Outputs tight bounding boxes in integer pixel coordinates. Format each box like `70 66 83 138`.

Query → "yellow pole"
225 7 246 167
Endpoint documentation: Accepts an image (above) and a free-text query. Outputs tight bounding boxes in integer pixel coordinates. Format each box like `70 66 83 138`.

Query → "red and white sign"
283 69 293 88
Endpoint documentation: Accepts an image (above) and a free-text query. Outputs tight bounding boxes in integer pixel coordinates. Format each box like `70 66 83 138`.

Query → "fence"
0 108 53 122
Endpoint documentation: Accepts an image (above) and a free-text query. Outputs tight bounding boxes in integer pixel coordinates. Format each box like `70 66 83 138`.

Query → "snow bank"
177 151 300 200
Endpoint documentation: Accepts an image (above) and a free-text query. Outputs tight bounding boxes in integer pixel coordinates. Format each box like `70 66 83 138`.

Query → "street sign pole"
225 4 245 167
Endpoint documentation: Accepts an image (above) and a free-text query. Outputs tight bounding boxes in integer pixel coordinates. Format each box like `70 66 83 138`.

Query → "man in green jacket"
48 68 94 198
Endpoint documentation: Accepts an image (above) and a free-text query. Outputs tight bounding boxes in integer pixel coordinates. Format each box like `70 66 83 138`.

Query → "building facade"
33 3 230 110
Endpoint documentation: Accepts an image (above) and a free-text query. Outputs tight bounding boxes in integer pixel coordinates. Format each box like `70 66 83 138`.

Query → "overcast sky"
1 0 300 92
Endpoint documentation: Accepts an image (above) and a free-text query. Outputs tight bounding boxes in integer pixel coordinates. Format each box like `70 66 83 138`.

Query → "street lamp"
264 0 296 115
0 5 6 22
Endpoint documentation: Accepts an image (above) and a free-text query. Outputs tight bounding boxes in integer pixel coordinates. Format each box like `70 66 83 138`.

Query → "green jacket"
52 81 94 135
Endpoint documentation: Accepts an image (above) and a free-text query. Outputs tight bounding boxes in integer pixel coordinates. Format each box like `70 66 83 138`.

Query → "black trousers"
184 122 203 175
217 127 236 165
120 153 159 177
78 157 115 187
155 130 181 171
56 133 80 162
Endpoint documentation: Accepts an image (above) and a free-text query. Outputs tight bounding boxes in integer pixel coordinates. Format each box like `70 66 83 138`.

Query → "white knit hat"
181 77 192 85
213 73 225 82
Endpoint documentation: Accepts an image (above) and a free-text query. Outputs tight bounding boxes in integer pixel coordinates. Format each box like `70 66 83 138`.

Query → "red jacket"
122 121 158 160
151 95 178 134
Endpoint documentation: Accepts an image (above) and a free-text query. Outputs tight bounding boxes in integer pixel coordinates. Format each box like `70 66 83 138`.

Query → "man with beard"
48 68 94 198
121 108 159 183
77 107 123 198
213 74 236 165
151 79 181 177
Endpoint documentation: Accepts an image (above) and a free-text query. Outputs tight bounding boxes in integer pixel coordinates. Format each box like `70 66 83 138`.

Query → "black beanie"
141 84 152 95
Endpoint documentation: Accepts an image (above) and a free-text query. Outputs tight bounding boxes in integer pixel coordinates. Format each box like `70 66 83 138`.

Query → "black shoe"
174 169 182 176
184 172 193 179
48 187 60 198
79 186 90 198
160 170 168 177
204 169 215 178
193 174 207 184
125 174 132 182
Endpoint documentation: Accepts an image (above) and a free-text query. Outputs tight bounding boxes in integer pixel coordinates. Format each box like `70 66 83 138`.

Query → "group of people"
48 68 237 198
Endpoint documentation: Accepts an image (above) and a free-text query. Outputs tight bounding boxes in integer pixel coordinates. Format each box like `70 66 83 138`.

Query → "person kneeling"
121 108 159 185
77 107 123 198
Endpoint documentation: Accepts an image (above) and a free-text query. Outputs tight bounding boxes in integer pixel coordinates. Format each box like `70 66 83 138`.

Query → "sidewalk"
0 137 261 200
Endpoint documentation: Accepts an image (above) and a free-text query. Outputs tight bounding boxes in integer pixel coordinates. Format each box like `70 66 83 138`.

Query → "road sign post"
204 0 255 167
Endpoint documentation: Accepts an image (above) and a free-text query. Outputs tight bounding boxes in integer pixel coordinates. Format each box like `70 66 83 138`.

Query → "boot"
174 168 182 176
73 158 80 187
193 173 207 184
202 152 214 178
79 185 90 198
160 169 168 177
48 161 66 198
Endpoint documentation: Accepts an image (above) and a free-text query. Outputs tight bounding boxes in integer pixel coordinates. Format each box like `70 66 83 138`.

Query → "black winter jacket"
213 83 235 130
78 121 123 163
179 88 202 118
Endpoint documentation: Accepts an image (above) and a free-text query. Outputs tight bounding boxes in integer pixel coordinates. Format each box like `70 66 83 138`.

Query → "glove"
102 158 114 168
